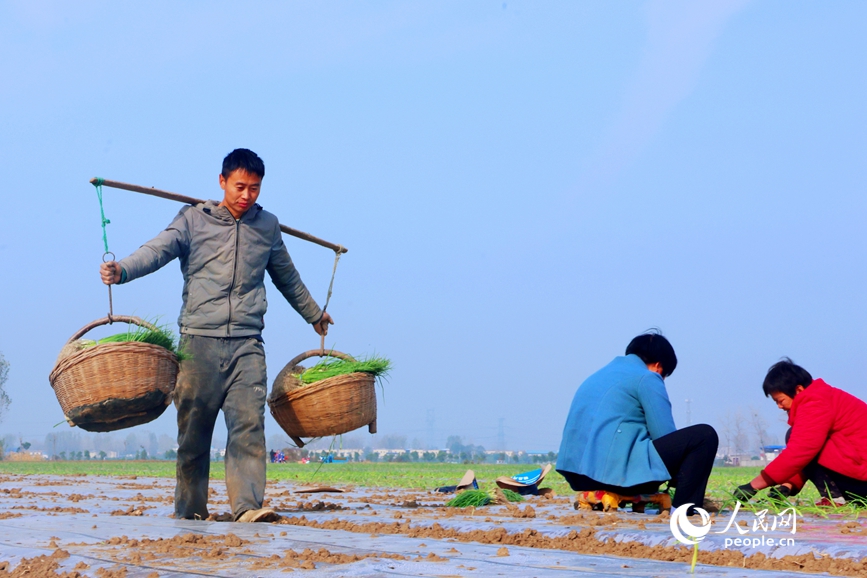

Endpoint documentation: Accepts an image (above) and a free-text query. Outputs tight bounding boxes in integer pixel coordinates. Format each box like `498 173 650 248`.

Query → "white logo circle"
669 503 712 545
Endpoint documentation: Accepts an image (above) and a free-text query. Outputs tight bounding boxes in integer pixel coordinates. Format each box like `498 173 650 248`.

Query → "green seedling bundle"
84 322 189 362
445 487 525 508
297 356 391 385
446 490 493 508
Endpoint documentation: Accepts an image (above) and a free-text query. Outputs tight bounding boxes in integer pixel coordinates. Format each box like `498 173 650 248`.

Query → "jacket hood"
788 378 828 426
199 200 262 223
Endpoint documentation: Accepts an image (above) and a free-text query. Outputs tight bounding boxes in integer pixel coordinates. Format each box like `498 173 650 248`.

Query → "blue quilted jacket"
556 354 676 487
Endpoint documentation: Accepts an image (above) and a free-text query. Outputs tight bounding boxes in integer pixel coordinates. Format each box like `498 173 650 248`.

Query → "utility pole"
685 399 692 426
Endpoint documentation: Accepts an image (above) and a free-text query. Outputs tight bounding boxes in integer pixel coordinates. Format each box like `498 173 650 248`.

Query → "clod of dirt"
66 494 93 503
492 487 509 505
206 512 234 522
839 521 864 534
497 547 509 556
300 500 344 511
110 505 146 516
0 551 77 578
94 566 127 578
418 552 447 562
268 548 408 571
16 506 89 515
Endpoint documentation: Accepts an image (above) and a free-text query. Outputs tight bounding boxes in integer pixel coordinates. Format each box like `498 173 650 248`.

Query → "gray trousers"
173 335 267 520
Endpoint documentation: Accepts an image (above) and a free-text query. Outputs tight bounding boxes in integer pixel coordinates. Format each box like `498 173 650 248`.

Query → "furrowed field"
1 461 865 576
0 461 849 514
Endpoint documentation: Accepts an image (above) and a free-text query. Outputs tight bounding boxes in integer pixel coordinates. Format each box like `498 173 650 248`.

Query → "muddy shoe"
703 498 723 513
237 508 280 523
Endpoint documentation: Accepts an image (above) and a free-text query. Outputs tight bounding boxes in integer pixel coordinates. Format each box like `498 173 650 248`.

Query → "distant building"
724 453 768 467
763 445 785 462
4 451 46 462
484 450 517 457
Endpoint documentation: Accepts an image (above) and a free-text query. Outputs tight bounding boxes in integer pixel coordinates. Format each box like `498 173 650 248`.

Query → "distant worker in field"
100 148 332 522
733 358 867 506
556 332 719 515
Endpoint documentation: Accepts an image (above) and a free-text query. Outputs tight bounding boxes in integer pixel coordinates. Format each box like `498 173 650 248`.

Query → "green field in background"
0 461 761 497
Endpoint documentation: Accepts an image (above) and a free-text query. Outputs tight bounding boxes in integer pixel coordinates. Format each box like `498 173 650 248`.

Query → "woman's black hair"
762 358 813 398
625 331 677 378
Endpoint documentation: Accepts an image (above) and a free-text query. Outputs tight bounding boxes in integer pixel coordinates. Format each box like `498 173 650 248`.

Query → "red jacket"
761 379 867 489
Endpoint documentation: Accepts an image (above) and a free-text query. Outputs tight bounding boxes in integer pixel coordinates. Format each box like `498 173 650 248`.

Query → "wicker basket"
268 349 377 448
49 316 179 432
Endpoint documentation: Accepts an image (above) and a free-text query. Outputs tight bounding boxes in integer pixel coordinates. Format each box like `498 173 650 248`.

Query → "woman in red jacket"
734 359 867 506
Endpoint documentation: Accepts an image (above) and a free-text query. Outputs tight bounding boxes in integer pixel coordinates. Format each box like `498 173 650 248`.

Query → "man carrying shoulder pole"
100 148 333 522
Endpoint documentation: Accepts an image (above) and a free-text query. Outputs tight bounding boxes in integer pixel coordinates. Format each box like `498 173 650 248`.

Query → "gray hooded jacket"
118 201 322 337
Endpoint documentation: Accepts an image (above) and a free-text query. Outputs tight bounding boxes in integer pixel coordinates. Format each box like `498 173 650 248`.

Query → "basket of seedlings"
268 349 390 447
49 316 184 432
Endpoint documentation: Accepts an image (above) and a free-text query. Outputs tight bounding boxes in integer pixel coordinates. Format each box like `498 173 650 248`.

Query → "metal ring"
102 251 116 263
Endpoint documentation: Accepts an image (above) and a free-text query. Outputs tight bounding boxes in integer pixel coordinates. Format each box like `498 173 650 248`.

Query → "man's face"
219 169 262 219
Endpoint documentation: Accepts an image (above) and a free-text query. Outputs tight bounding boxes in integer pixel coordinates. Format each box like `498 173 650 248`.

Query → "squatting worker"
733 358 867 506
100 149 333 522
556 332 719 515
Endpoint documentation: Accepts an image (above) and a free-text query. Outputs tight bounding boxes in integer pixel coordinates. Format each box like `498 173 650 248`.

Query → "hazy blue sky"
1 1 865 453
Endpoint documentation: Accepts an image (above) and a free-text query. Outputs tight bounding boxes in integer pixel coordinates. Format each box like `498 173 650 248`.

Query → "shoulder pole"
89 178 348 254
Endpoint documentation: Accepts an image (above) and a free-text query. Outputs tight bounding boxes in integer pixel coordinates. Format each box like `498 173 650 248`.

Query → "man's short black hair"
222 148 265 179
763 358 813 398
625 331 677 378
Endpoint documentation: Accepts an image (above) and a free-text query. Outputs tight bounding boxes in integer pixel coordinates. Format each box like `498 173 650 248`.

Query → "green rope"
92 177 111 253
305 435 338 484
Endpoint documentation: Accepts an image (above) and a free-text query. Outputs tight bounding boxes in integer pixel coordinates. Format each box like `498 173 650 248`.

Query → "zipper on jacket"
226 219 240 336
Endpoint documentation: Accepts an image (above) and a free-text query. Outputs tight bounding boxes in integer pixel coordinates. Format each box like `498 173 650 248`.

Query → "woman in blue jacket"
556 333 718 514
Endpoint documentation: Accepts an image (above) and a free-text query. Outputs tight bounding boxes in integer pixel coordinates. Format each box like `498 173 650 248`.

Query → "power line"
426 409 435 450
497 418 505 451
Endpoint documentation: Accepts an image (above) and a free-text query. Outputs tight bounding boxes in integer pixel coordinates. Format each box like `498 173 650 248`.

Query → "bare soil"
273 513 867 576
2 473 866 576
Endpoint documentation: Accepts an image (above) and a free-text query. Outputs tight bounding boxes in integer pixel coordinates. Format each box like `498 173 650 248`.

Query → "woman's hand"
733 482 758 502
